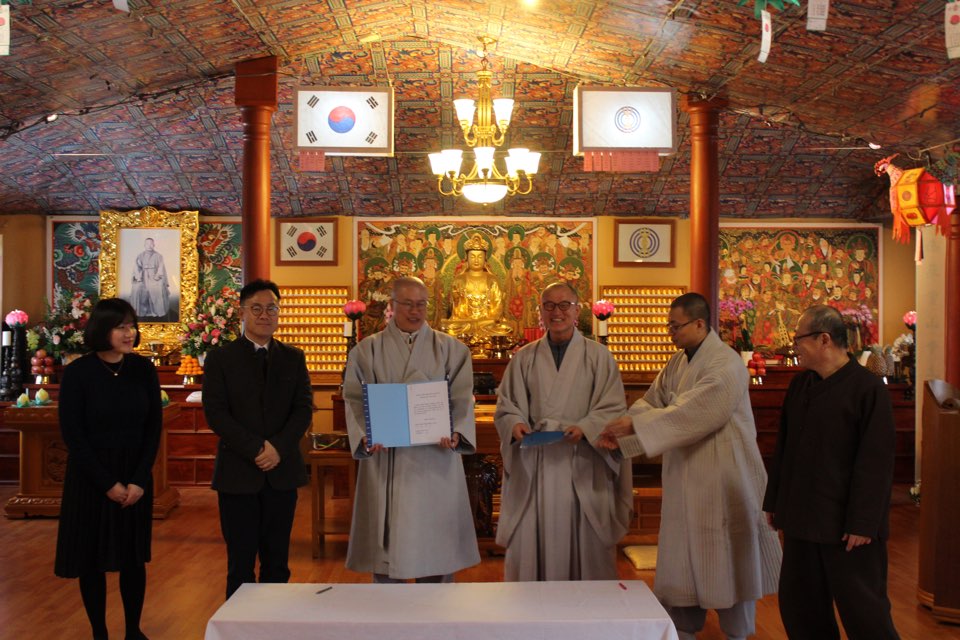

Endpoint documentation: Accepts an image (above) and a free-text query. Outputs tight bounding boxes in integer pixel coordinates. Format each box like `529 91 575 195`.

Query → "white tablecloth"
205 580 678 640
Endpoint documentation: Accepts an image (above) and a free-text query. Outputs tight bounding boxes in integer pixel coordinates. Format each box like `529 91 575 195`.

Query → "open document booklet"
362 380 453 447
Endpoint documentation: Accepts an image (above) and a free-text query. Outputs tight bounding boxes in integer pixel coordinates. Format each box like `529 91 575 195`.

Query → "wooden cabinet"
917 380 960 623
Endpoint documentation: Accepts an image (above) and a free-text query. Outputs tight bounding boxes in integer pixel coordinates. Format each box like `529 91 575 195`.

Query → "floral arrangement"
903 310 917 331
591 300 615 320
343 300 367 320
891 332 914 360
178 287 241 357
5 309 28 327
26 291 96 356
718 298 754 317
718 298 755 352
840 305 878 347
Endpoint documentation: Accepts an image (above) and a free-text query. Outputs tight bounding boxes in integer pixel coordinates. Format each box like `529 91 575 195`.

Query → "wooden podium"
3 403 182 519
918 380 960 623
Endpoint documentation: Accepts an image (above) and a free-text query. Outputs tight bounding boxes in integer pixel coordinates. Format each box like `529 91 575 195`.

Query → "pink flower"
903 310 917 328
591 300 615 320
5 309 28 326
211 329 221 338
344 299 367 320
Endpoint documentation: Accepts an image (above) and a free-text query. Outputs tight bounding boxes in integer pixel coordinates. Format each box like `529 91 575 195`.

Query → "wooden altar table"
2 403 181 519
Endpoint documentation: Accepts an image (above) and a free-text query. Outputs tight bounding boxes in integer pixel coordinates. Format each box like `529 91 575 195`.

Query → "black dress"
54 352 162 578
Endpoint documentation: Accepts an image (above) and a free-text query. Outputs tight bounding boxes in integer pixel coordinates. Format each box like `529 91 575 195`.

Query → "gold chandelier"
429 36 541 204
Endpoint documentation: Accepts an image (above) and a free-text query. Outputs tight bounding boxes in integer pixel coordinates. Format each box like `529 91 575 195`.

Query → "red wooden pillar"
235 56 278 283
684 97 726 330
946 213 960 387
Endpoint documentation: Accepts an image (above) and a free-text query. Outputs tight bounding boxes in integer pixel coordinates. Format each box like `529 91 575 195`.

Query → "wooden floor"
0 484 956 640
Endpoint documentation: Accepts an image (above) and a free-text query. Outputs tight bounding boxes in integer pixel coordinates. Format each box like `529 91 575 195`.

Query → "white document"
406 380 452 444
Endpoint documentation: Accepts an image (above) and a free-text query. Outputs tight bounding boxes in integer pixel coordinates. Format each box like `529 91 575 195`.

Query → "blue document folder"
520 430 566 448
362 380 453 447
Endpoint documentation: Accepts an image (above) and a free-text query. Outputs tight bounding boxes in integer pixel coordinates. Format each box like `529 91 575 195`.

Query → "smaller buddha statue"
442 233 513 339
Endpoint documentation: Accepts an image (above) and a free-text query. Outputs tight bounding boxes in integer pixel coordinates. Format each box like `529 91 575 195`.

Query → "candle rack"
275 286 350 374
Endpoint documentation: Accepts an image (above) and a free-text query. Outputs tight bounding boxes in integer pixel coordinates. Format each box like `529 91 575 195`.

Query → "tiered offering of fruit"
746 352 767 378
176 355 203 377
30 349 56 377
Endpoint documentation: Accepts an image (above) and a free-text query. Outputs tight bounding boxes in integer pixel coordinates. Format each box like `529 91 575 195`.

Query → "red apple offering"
36 349 47 359
31 356 40 366
43 357 54 367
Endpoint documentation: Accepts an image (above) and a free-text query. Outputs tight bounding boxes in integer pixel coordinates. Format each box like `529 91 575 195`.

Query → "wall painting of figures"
718 224 881 353
354 217 596 341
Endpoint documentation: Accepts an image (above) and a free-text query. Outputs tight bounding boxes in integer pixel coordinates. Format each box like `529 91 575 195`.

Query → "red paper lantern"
894 168 956 227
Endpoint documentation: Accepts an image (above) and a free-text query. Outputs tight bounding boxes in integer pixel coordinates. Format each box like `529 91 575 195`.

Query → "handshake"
596 415 635 450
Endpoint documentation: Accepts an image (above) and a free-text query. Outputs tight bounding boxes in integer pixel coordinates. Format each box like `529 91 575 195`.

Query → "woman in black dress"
54 298 162 640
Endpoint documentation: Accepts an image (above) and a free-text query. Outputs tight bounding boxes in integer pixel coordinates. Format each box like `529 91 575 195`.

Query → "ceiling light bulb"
868 142 882 150
46 114 59 122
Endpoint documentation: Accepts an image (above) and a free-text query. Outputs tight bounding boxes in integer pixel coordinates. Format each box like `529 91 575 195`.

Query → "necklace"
98 355 125 377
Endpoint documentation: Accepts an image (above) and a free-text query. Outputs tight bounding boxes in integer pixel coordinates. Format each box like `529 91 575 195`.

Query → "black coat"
763 357 895 543
202 337 313 494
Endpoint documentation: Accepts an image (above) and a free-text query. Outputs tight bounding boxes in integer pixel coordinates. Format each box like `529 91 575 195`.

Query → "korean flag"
296 87 394 157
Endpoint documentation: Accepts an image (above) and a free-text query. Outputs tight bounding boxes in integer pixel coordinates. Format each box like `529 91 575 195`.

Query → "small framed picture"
614 218 675 267
276 217 338 266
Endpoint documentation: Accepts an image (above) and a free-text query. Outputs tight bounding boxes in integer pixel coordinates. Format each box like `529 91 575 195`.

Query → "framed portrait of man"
99 207 199 348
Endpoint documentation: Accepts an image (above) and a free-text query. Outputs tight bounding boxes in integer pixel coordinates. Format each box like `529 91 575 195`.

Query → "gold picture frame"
99 207 200 347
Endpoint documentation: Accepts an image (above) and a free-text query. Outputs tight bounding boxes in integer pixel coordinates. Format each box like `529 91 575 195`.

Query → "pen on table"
618 582 628 591
316 586 333 595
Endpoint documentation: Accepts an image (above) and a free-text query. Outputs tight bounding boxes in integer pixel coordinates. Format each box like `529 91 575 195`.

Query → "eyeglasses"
792 331 824 346
666 319 696 332
541 301 577 312
394 300 428 311
244 304 280 317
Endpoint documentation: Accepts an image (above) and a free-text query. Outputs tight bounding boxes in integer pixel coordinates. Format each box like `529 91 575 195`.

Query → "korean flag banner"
296 86 394 157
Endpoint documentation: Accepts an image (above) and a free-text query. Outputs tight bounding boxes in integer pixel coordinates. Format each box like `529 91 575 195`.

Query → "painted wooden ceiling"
0 0 957 220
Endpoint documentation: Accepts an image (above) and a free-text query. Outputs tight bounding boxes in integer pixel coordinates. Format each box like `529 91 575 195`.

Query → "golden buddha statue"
442 233 513 339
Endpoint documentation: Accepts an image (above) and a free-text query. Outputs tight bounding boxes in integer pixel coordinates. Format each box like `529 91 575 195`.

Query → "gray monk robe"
618 330 781 609
495 329 632 581
342 320 480 579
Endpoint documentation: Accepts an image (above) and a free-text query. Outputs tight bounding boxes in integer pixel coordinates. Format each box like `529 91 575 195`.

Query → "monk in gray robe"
599 292 781 640
131 237 170 320
342 277 480 582
495 282 632 581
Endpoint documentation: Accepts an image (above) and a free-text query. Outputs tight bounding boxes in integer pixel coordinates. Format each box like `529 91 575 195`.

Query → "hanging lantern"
894 167 956 227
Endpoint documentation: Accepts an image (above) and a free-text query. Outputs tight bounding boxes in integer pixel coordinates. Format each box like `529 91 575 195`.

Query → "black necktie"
254 348 268 379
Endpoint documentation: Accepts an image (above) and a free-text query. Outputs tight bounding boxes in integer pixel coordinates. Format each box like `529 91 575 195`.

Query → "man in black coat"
763 304 899 639
203 279 313 599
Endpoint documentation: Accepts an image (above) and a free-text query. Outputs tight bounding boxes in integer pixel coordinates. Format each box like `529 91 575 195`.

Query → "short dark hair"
802 304 848 348
671 292 711 326
239 279 281 304
84 298 140 351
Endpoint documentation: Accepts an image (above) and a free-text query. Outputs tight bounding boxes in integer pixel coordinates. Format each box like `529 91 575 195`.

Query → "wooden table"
306 448 356 558
3 403 181 519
